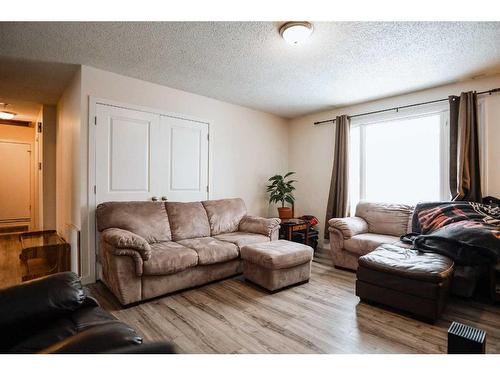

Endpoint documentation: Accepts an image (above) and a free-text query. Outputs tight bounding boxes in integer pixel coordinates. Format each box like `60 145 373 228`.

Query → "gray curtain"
324 115 349 239
449 91 482 202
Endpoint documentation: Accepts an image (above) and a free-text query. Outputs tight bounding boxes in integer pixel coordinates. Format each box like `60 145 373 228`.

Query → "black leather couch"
0 272 174 354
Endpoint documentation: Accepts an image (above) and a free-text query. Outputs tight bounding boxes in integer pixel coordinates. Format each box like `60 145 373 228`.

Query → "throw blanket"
401 202 500 266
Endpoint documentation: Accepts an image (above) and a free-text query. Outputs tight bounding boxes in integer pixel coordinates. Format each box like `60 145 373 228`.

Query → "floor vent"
448 321 486 354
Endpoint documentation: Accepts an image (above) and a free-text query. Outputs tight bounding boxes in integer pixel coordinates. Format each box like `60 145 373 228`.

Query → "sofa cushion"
202 198 247 235
355 201 414 236
143 242 198 276
214 232 270 248
166 202 211 241
240 240 313 270
343 233 399 256
177 237 239 265
96 202 171 243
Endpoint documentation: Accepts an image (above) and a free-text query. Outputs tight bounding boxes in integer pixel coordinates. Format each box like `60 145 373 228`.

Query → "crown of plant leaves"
267 172 296 207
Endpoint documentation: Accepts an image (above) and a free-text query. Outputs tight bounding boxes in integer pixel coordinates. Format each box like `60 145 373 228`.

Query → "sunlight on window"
349 113 445 210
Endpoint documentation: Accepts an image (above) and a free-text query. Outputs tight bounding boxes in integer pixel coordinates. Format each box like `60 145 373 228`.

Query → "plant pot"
277 207 293 220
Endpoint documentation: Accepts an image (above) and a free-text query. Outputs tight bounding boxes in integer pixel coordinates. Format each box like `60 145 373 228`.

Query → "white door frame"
87 96 211 283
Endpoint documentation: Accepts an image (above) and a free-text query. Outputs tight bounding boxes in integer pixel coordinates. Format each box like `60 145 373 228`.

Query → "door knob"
151 196 159 202
161 196 168 201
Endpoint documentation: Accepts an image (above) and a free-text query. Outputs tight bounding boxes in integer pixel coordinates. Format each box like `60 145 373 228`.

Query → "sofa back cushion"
355 201 414 237
96 201 171 243
202 198 247 235
165 201 211 241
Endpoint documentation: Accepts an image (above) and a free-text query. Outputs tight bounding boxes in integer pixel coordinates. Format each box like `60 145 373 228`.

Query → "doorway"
0 140 32 232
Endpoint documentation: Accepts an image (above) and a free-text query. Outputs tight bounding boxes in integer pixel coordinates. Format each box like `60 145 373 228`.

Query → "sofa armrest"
0 272 86 351
328 217 368 239
239 216 281 239
102 228 151 261
40 322 142 354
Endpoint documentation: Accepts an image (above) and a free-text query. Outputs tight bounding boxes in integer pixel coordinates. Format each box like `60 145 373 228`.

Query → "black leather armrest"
0 272 86 327
40 323 143 354
0 272 86 351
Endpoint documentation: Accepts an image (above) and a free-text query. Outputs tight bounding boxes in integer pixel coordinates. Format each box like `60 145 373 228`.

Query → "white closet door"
159 116 209 202
95 104 161 204
0 141 31 222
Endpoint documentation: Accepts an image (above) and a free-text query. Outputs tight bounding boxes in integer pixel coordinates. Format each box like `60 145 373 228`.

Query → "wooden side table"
19 230 71 282
280 219 310 246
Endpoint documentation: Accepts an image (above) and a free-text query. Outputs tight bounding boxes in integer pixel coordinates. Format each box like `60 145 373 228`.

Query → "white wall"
77 65 288 282
289 74 500 242
56 68 82 274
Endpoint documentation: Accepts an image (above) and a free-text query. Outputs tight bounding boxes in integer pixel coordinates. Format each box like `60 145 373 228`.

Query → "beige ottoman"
240 240 314 292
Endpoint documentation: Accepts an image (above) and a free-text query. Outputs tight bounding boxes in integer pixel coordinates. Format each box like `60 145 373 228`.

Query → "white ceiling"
1 22 499 118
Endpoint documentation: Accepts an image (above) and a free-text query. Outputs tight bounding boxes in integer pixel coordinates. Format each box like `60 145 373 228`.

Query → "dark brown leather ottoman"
356 244 454 322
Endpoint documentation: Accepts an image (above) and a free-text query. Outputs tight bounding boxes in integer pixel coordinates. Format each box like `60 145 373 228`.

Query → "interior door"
0 141 31 223
95 104 161 205
160 116 209 202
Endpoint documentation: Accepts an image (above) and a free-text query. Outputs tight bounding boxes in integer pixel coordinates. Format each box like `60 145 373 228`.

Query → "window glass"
349 113 447 209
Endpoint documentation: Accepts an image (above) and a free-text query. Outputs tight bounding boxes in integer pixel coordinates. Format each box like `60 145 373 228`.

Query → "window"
349 109 450 211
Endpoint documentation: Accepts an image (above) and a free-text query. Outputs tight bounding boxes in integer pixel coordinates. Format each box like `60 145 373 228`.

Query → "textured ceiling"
0 56 78 106
1 22 500 118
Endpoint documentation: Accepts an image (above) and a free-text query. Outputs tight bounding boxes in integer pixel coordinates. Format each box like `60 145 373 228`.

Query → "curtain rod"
313 87 500 125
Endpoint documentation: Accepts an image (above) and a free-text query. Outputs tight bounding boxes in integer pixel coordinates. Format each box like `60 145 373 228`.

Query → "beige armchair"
328 201 414 270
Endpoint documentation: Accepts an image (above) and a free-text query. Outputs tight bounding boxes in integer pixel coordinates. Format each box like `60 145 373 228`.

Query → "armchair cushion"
101 228 151 261
328 217 368 239
239 216 281 237
355 201 414 236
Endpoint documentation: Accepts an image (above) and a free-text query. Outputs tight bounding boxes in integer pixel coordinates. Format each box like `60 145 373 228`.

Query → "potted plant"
267 172 296 219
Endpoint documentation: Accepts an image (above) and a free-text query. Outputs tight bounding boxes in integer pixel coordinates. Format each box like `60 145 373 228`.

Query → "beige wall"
58 64 500 282
42 105 57 229
0 122 35 142
73 66 288 282
289 74 500 242
483 94 500 198
56 68 82 245
0 122 37 229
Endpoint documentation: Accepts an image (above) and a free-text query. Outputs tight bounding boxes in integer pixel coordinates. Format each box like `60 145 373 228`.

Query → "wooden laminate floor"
2 234 499 354
0 234 23 288
87 262 500 354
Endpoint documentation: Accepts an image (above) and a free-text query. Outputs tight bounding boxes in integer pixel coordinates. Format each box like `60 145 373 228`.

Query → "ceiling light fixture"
0 103 15 120
280 22 313 45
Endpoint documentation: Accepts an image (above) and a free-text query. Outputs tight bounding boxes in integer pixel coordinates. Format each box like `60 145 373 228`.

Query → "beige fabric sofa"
328 201 414 270
96 198 280 305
